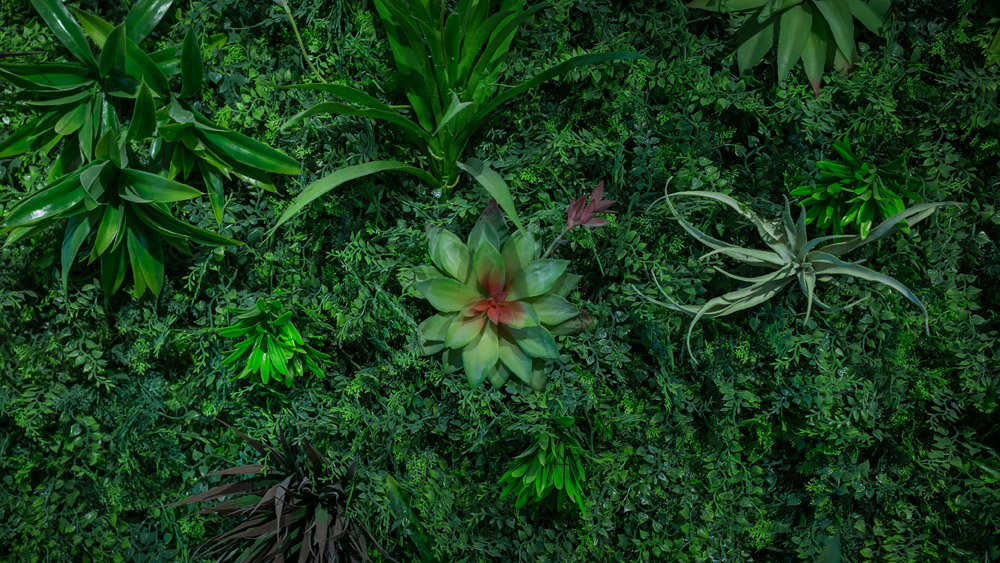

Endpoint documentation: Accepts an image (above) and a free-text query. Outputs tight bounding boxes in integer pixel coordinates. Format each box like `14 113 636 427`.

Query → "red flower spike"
566 181 615 231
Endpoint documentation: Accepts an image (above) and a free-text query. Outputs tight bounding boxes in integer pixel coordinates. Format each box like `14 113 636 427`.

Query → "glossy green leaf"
199 129 299 175
99 23 127 78
429 229 471 282
127 80 157 141
462 324 499 387
61 212 95 294
92 199 124 258
126 224 163 296
508 326 559 359
124 0 172 43
54 103 89 135
121 169 202 202
801 13 828 96
179 28 202 98
71 7 113 48
846 0 888 34
2 169 85 228
29 0 99 70
737 12 776 72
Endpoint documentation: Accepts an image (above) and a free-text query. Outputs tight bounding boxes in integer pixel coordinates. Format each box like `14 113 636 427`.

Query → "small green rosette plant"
414 203 592 391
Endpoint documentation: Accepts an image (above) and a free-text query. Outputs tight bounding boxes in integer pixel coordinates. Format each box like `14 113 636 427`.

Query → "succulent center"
471 291 512 325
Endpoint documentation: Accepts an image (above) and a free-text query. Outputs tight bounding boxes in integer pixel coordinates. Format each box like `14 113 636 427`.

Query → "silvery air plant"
414 183 613 391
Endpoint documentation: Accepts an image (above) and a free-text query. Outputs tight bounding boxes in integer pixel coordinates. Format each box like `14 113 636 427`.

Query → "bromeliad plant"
271 0 639 231
167 423 388 563
646 187 958 362
0 0 299 296
688 0 890 95
220 298 329 387
413 199 593 391
499 416 587 514
790 137 923 238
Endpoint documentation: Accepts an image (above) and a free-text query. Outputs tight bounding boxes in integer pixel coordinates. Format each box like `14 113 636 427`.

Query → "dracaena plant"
688 0 890 96
499 416 588 514
269 0 639 232
790 137 922 238
413 199 593 391
167 423 390 563
0 0 299 295
1 132 240 297
220 297 329 387
644 187 959 362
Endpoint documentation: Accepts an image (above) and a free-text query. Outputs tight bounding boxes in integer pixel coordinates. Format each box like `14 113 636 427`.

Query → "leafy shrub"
791 137 923 237
0 0 299 296
270 0 640 231
220 297 329 386
688 0 890 95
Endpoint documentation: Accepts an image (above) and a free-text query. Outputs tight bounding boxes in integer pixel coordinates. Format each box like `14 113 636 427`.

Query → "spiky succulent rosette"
415 203 591 391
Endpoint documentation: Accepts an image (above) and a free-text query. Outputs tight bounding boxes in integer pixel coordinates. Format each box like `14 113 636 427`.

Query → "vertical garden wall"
0 0 998 561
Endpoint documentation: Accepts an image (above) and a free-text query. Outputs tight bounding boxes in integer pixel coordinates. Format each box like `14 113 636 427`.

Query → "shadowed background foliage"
1 0 998 561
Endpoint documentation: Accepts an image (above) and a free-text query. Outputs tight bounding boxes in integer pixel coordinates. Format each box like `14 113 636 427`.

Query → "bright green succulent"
220 298 329 387
790 137 923 238
414 202 592 391
499 416 588 514
645 187 959 362
688 0 890 96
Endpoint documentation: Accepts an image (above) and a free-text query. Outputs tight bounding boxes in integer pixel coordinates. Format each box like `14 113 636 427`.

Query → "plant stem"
277 0 326 84
542 226 572 259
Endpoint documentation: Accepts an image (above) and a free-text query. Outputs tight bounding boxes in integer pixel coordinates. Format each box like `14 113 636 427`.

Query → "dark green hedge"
1 0 998 561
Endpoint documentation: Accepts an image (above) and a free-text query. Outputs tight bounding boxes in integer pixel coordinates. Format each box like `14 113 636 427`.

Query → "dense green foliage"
1 0 998 561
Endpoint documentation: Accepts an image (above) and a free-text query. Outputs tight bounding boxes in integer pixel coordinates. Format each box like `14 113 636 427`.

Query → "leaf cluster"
791 138 923 237
499 416 588 514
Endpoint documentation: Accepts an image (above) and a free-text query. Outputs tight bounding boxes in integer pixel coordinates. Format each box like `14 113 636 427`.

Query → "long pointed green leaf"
737 12 776 72
121 169 203 202
777 4 812 80
61 212 95 294
71 7 113 48
812 0 856 61
29 0 98 70
2 169 85 228
270 161 435 234
127 80 157 141
124 0 173 43
456 159 525 235
179 27 202 99
99 23 127 78
126 222 163 296
199 129 300 176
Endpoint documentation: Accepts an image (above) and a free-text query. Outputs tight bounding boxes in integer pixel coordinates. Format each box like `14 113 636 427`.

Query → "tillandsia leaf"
646 189 958 363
